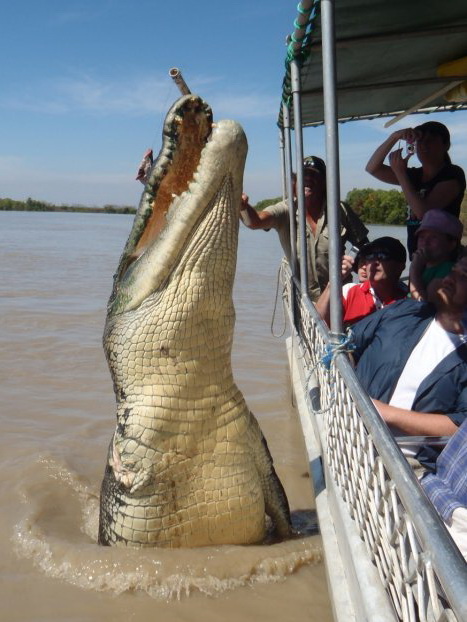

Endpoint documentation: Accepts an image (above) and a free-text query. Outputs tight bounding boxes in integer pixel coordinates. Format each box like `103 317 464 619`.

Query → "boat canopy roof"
279 0 467 128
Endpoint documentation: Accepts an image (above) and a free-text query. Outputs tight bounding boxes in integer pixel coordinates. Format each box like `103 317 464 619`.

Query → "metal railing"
280 261 467 622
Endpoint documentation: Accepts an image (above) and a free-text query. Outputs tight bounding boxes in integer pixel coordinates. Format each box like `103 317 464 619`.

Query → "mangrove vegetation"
1 190 466 228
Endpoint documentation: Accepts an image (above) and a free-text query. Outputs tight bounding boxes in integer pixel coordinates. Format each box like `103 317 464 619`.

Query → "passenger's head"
415 209 463 263
414 121 451 164
352 254 369 282
358 237 406 284
356 256 368 282
301 156 326 203
431 253 467 312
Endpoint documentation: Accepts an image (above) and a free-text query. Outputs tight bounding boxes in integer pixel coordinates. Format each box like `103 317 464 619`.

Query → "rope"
297 1 313 17
270 261 288 338
278 0 321 127
320 331 356 370
304 330 356 414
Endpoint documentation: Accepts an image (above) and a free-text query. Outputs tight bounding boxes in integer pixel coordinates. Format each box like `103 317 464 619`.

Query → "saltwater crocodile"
98 94 292 548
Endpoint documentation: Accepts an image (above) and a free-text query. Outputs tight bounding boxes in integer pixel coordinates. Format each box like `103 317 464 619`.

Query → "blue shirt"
351 299 467 468
421 419 467 521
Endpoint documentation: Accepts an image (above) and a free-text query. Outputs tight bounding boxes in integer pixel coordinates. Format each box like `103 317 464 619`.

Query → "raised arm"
366 128 417 184
388 152 462 219
239 193 279 229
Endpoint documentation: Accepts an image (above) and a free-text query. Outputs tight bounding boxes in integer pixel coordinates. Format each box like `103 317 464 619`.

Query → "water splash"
13 456 323 600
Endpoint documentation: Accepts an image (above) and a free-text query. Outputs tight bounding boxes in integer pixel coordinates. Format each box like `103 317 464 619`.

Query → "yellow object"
437 56 467 77
444 80 467 102
436 57 467 103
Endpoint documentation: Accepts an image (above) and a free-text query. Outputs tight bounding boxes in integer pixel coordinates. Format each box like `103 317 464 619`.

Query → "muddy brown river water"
1 210 338 622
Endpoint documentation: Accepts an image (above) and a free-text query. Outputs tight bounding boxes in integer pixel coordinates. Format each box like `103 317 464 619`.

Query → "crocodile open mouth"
134 95 213 256
107 96 246 317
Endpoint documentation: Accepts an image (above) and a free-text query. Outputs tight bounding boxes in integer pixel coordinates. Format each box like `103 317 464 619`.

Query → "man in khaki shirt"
240 156 369 301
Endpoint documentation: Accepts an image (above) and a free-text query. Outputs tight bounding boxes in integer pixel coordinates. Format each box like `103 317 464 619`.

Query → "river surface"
0 211 404 622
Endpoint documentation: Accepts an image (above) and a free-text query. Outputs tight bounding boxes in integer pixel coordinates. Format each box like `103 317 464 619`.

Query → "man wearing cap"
316 236 408 326
351 253 467 470
240 156 369 301
409 209 464 301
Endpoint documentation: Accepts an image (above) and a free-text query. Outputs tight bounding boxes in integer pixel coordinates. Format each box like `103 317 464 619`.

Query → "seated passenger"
316 237 408 326
420 417 467 561
351 254 467 470
240 156 369 301
409 209 464 301
342 253 368 298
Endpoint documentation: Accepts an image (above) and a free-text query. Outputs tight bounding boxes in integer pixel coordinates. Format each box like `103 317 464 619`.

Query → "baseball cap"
303 155 326 176
415 209 463 240
358 236 407 264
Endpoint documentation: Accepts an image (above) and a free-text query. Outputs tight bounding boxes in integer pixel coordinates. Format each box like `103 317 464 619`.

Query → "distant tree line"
344 188 407 225
0 197 136 214
2 190 466 229
253 188 467 229
253 188 407 224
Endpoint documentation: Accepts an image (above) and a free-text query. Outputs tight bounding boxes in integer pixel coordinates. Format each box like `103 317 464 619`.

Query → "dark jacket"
351 299 467 427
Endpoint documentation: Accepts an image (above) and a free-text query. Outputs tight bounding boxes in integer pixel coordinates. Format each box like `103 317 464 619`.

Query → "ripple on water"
13 456 323 600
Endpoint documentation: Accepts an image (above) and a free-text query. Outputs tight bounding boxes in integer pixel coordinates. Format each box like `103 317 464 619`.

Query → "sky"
1 0 466 208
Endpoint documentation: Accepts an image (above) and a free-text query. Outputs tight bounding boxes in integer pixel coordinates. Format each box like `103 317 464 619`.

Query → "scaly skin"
98 94 291 548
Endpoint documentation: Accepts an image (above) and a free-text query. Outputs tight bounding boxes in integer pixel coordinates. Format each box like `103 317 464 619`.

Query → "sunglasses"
362 251 391 262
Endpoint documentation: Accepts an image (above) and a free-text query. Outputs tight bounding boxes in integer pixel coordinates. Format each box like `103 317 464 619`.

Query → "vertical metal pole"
290 59 308 298
321 0 343 336
279 129 287 202
282 103 298 279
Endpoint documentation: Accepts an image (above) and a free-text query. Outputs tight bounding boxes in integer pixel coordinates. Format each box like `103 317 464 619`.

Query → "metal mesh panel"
280 261 465 622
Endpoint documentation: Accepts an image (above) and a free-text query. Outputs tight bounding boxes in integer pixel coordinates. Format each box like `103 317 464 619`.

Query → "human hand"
341 255 355 278
241 193 249 210
391 128 418 144
388 148 411 176
410 248 428 273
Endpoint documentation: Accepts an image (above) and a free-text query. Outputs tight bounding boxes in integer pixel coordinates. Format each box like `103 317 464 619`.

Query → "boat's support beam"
281 104 300 327
321 0 343 337
290 59 309 297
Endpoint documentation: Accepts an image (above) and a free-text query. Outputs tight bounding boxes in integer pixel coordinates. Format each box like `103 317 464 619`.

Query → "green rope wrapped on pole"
278 0 321 128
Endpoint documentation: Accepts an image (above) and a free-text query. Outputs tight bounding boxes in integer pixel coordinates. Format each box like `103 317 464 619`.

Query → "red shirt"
343 281 407 325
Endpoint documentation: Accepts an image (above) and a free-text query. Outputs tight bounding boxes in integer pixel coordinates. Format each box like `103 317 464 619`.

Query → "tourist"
420 417 467 561
240 156 369 301
350 254 467 469
315 237 408 326
365 121 465 258
409 209 463 301
342 252 368 299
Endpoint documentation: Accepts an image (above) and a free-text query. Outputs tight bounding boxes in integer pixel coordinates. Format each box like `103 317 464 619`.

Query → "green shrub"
345 188 406 224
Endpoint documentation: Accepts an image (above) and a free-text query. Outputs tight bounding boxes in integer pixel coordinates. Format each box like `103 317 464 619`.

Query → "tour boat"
277 2 467 621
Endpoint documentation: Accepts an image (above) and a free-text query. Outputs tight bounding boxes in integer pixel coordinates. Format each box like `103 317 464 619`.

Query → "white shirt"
390 319 464 410
390 318 466 457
